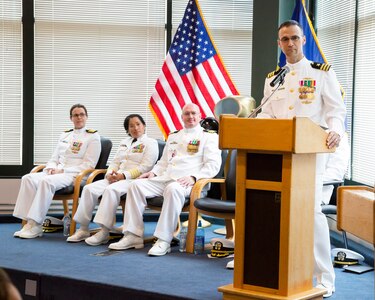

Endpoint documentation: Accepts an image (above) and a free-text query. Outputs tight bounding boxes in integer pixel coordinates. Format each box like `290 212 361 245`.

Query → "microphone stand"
247 75 286 119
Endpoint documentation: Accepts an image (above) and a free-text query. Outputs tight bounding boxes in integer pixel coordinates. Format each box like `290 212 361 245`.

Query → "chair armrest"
323 180 344 186
189 178 225 207
186 177 225 254
73 168 97 189
86 169 107 185
31 165 46 173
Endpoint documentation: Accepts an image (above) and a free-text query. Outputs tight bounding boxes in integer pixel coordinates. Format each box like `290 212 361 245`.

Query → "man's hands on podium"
326 131 341 149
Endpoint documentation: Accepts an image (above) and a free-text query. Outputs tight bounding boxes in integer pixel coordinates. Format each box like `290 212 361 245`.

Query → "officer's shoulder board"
86 129 98 133
203 129 217 134
169 130 180 135
267 67 282 79
64 129 73 133
311 62 331 71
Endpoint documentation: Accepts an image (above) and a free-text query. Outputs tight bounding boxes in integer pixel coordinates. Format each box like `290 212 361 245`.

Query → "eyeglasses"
279 35 302 43
72 113 86 118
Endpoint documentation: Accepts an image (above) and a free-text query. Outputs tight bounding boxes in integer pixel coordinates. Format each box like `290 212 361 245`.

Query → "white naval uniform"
13 128 101 224
258 57 346 290
73 134 158 230
123 125 221 243
322 133 350 205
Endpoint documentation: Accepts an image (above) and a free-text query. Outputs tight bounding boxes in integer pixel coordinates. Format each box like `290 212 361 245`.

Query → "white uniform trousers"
13 172 75 224
124 179 192 243
74 179 131 230
314 153 335 289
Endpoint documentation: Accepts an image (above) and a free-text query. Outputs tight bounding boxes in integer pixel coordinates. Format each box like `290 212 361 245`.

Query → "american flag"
149 0 239 138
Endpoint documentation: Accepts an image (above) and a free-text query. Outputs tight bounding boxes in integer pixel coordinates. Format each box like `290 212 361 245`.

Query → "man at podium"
257 20 346 298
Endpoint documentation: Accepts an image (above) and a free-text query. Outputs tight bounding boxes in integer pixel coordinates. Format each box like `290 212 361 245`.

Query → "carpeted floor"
0 218 374 299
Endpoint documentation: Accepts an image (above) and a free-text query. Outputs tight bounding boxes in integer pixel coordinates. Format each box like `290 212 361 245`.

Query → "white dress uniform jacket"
322 133 350 205
73 135 158 230
258 57 346 137
152 126 221 182
13 128 101 224
258 57 347 291
123 125 221 243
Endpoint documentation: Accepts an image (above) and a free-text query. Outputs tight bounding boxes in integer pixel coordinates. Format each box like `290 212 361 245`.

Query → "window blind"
316 0 375 186
34 0 166 164
0 0 22 165
315 0 356 179
352 0 375 186
34 0 253 165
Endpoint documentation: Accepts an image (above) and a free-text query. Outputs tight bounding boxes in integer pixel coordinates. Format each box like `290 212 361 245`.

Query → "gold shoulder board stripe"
203 129 216 134
311 62 331 71
169 130 180 135
267 67 282 78
86 129 98 133
64 129 73 132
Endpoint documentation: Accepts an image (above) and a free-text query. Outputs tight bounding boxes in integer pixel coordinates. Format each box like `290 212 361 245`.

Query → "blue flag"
278 0 327 67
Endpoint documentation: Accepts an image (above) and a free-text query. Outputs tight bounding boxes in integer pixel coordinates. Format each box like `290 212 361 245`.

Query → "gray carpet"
0 220 374 299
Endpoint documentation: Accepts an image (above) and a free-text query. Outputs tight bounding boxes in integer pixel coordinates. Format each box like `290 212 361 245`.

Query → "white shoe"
18 225 43 239
108 232 144 250
85 229 109 246
226 259 234 269
148 239 171 256
316 284 335 298
66 229 90 243
14 223 32 238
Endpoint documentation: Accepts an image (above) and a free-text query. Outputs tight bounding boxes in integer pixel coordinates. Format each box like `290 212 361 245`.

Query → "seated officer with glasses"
257 20 346 298
13 104 101 239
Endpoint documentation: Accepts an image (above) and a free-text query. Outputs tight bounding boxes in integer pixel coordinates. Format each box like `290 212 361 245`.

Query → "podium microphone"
247 67 290 118
270 66 290 87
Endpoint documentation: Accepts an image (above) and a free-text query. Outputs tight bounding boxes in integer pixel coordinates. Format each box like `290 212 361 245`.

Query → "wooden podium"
218 115 334 300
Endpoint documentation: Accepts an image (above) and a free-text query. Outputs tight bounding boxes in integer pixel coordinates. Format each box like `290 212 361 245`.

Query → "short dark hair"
123 114 146 133
70 104 88 117
278 20 304 34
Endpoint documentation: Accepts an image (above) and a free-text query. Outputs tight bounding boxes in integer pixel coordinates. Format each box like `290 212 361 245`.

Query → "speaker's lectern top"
219 114 334 154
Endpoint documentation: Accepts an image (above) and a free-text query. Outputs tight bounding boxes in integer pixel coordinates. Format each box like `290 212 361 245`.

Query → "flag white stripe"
196 62 221 102
208 58 234 96
151 90 178 131
185 70 213 117
158 69 184 119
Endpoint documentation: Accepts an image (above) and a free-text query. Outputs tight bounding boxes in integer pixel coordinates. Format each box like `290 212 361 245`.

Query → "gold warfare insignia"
299 78 316 104
187 139 200 154
71 141 82 153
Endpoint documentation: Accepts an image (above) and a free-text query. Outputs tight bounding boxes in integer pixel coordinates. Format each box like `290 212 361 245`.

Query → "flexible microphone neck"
247 80 285 118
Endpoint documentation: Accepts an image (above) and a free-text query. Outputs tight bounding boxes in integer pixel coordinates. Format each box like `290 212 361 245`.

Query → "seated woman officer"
67 114 158 246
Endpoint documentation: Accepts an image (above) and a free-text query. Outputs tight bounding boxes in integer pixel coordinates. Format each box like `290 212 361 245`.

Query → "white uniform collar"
182 125 203 134
133 133 147 142
73 127 86 134
286 56 309 70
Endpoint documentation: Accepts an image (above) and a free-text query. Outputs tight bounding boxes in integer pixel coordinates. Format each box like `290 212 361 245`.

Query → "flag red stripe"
155 79 181 128
162 63 186 108
201 60 226 100
149 97 171 136
191 67 216 111
179 75 208 119
213 55 238 95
